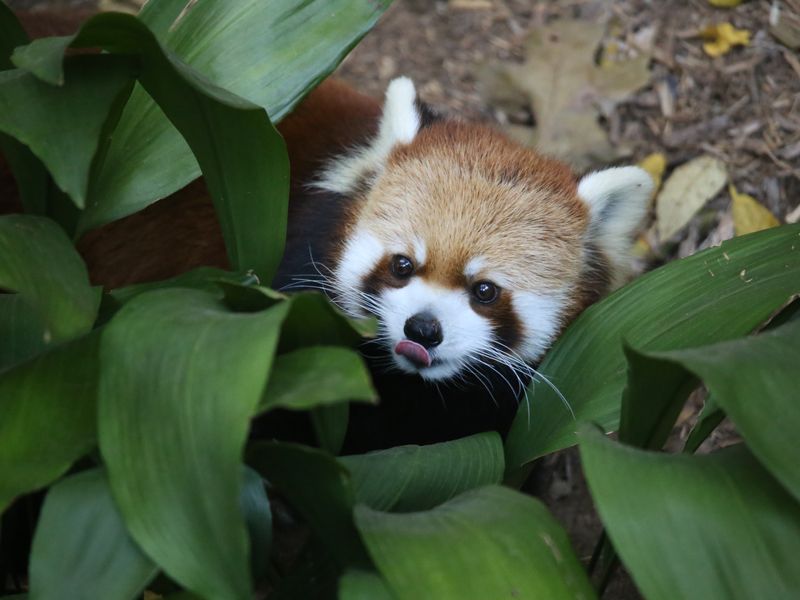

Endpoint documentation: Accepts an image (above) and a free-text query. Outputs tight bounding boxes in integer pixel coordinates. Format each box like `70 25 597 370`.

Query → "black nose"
404 313 443 348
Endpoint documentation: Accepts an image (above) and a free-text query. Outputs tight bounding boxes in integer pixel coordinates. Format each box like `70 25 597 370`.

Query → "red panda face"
317 78 653 382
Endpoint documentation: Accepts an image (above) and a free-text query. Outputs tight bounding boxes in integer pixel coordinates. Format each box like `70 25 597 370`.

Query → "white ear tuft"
578 166 653 285
379 76 421 146
315 77 421 194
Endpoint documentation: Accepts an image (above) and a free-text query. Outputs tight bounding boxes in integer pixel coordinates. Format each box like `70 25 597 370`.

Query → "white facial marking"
380 279 494 381
334 230 383 316
315 77 421 194
412 237 427 266
513 291 567 363
464 256 486 279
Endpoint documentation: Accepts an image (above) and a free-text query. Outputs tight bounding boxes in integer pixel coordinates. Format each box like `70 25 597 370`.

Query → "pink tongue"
395 339 432 367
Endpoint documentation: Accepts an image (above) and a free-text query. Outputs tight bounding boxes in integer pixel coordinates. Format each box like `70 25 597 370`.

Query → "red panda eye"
391 255 414 278
473 281 499 304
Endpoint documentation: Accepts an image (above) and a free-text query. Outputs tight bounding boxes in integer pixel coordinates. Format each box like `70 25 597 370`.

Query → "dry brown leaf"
655 155 728 241
729 184 780 235
769 2 800 50
702 23 751 57
481 20 652 170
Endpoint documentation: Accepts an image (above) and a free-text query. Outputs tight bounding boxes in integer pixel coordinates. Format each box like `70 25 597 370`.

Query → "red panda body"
3 11 653 450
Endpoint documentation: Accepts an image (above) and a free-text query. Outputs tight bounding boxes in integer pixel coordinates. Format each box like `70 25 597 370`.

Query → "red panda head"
316 78 653 382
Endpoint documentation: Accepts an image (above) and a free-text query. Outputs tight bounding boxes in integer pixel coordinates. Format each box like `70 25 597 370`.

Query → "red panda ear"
377 76 422 146
316 77 421 194
578 166 653 284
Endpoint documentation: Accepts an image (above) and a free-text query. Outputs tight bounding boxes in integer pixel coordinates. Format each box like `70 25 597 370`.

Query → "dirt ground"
7 1 799 598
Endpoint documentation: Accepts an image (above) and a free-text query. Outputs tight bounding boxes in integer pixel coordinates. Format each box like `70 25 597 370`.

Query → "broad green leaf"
260 346 376 412
635 319 800 502
505 224 800 476
311 403 349 455
13 13 289 283
278 292 374 351
136 0 188 39
339 570 395 600
0 294 48 371
99 289 289 600
0 56 135 209
579 428 800 600
0 133 49 215
0 2 50 217
29 469 157 600
355 485 595 600
75 0 391 232
0 331 99 511
340 432 504 512
219 286 371 345
240 467 272 587
246 442 369 567
109 267 256 304
0 215 100 343
619 344 698 450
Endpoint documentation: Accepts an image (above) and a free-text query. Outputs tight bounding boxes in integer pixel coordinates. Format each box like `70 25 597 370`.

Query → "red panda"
3 10 653 449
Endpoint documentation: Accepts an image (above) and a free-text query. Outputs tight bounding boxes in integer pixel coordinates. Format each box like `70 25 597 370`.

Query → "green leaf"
0 1 27 70
0 57 135 209
339 570 395 600
635 319 800 502
683 394 723 454
0 215 100 344
355 485 596 600
246 441 369 568
278 292 374 351
0 294 48 371
240 467 272 587
579 427 800 600
340 432 505 512
29 469 157 600
69 0 391 232
98 289 289 600
0 331 99 512
618 344 698 450
505 224 800 476
13 13 289 283
311 403 349 455
136 0 188 40
260 346 376 412
109 267 256 305
0 133 49 215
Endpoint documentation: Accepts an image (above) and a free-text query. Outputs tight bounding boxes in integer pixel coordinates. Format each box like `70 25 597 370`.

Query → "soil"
6 1 799 598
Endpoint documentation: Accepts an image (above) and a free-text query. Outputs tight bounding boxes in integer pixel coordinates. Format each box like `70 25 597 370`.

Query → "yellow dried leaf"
702 23 751 57
708 0 744 6
655 155 727 241
729 184 780 236
638 153 667 197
